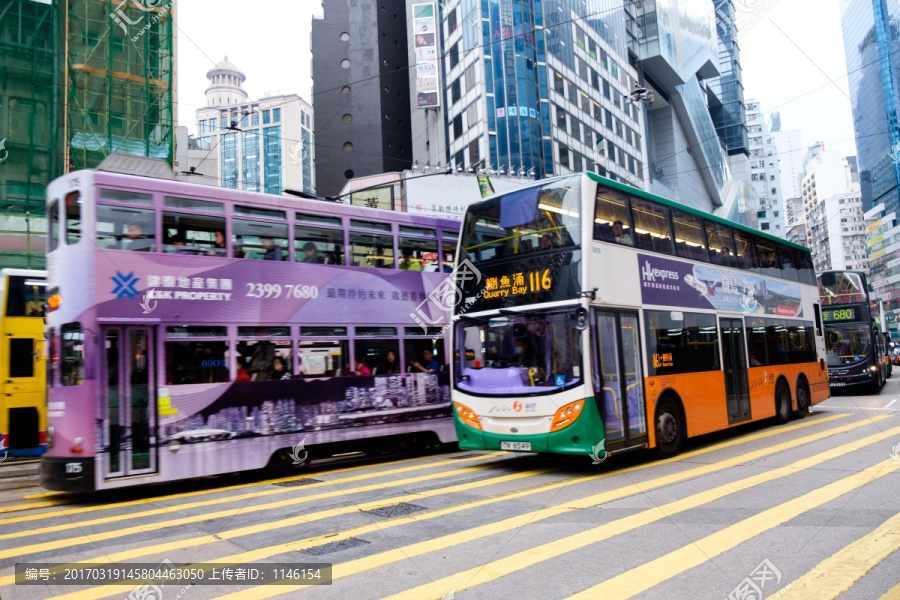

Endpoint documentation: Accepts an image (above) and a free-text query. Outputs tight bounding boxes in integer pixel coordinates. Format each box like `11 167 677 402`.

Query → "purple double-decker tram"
43 169 461 492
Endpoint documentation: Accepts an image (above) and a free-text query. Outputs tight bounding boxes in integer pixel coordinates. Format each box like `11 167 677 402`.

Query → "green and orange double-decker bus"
450 172 829 459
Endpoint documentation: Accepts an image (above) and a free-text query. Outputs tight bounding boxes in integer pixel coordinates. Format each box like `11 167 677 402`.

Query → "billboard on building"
350 186 394 210
413 3 440 109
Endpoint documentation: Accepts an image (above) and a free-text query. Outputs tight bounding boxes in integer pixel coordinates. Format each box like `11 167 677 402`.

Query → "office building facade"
841 0 900 319
195 59 315 195
311 0 413 197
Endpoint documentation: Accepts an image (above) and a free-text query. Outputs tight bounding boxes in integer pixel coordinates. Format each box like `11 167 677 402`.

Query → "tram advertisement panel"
638 254 802 317
94 254 448 324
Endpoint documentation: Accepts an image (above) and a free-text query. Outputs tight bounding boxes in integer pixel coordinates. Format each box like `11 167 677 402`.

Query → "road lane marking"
26 413 860 598
878 581 900 600
0 452 507 524
885 398 897 409
771 510 900 599
382 423 900 600
567 461 900 599
0 460 524 560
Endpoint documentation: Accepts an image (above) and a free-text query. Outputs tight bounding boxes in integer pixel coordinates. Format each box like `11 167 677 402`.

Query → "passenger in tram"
235 361 251 382
384 350 402 374
206 230 226 256
399 249 423 271
126 222 153 251
268 356 292 380
261 237 283 261
301 242 320 263
354 355 372 376
411 349 440 373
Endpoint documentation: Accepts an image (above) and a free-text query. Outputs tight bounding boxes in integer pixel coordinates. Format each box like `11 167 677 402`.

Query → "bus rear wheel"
654 398 684 459
774 383 791 424
793 382 810 419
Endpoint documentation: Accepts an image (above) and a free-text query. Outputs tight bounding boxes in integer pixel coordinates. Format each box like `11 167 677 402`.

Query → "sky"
176 0 860 159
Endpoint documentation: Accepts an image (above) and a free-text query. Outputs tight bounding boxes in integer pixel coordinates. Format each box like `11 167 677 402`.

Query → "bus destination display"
821 307 859 322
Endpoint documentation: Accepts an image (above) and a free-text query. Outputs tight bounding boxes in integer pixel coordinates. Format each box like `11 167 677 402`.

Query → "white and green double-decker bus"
450 172 829 459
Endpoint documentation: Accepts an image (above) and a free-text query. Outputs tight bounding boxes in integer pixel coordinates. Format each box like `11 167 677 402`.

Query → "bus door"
720 318 751 424
594 310 648 450
102 327 157 478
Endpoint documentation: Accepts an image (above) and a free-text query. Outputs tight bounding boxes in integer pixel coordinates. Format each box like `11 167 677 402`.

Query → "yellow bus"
0 269 48 460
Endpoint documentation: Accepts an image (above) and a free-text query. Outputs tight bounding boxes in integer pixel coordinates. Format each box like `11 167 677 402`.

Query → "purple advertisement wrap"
639 253 803 317
95 253 448 323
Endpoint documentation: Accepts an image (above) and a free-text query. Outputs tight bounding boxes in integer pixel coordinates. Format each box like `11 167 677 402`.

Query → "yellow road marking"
879 582 900 600
568 461 900 598
0 451 506 524
0 460 518 561
385 423 900 600
773 511 900 599
32 413 856 599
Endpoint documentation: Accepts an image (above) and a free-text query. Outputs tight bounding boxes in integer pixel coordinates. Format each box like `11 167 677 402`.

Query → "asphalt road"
0 383 898 600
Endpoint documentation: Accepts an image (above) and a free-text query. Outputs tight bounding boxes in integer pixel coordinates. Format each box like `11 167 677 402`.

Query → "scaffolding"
0 0 175 269
0 0 59 269
65 0 175 171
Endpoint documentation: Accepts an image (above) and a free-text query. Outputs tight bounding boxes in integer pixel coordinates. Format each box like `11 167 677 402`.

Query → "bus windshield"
825 324 871 366
455 309 582 396
818 272 867 306
460 176 581 265
6 276 47 317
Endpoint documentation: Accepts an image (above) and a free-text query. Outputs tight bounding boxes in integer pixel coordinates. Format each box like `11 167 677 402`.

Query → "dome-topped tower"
205 56 248 107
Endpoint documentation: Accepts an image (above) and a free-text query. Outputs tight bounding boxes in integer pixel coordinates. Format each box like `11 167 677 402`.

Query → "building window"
273 108 281 122
453 114 463 139
558 144 570 169
556 105 567 132
451 78 461 104
221 133 239 189
263 110 271 124
761 222 770 231
199 120 207 134
263 126 282 194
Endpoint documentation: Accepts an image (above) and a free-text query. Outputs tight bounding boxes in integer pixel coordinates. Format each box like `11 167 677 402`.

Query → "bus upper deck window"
65 192 81 245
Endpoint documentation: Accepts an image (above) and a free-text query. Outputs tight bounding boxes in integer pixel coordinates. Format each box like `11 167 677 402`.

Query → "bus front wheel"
774 383 791 424
654 398 684 459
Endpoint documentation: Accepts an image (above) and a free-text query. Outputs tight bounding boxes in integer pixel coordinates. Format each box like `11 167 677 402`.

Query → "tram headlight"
46 425 54 449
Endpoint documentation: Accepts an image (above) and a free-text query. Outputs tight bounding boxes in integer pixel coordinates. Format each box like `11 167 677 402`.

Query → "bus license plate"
831 382 846 387
501 441 531 451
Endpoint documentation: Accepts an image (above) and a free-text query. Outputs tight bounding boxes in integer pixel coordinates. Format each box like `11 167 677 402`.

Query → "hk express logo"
641 261 680 284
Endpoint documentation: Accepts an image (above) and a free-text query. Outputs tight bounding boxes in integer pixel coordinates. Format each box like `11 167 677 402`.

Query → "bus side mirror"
575 308 589 331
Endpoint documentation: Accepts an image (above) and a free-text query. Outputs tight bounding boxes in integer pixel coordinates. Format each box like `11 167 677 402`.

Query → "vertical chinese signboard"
413 3 440 109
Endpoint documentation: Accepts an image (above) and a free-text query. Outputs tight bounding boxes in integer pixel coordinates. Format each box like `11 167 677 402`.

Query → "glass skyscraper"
842 0 900 329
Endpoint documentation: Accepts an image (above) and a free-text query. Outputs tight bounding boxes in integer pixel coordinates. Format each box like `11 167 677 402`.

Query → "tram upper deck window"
163 212 226 256
65 192 81 245
232 219 289 261
96 206 156 251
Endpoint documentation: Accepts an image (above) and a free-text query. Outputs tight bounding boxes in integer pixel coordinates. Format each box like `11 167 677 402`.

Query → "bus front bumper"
454 397 604 456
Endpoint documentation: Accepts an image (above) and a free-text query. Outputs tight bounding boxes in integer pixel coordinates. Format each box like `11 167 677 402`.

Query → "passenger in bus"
268 356 292 380
540 234 555 250
384 350 402 374
411 349 440 373
612 221 633 246
399 249 423 271
354 355 372 376
261 237 283 261
206 230 226 256
301 242 320 263
126 223 153 251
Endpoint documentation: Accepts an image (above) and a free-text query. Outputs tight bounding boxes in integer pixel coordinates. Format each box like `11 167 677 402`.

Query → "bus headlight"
46 426 54 449
550 400 584 432
454 402 482 430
